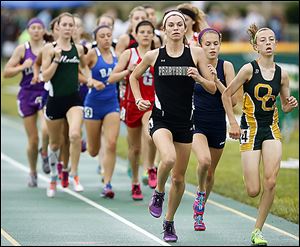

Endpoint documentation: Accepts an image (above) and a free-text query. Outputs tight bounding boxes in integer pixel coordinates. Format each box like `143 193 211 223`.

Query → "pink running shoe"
148 167 157 189
61 170 69 188
194 214 206 231
57 162 63 180
101 183 115 199
132 184 143 200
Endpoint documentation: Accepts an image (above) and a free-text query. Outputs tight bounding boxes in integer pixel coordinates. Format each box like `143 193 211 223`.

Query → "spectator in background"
241 5 266 41
83 6 97 33
206 5 226 32
37 9 52 29
268 6 286 41
1 10 20 59
226 9 245 42
105 8 129 42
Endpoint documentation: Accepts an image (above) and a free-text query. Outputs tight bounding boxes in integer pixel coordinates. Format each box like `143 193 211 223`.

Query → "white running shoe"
70 175 84 192
47 180 57 198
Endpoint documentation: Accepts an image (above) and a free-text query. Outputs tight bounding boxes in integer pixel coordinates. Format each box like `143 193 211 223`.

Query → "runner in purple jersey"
3 17 48 187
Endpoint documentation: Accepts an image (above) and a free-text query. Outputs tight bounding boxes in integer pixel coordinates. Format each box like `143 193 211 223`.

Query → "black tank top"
153 46 196 121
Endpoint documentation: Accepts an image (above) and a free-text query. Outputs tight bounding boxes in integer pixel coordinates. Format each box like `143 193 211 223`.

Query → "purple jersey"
17 42 47 117
19 41 44 91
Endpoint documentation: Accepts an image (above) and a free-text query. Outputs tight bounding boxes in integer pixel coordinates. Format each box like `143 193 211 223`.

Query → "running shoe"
142 170 148 185
81 139 87 153
193 191 206 215
28 173 37 187
39 148 50 174
47 176 57 198
61 170 69 188
251 228 268 246
194 214 206 231
149 190 164 218
101 182 115 199
57 162 63 180
148 167 157 189
70 175 84 192
132 183 143 200
163 220 178 242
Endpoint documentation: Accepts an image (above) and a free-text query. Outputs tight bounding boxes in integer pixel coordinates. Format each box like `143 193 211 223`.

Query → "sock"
196 191 206 198
48 146 59 176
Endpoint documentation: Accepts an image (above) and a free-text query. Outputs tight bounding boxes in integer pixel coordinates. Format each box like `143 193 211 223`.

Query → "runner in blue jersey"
84 24 120 198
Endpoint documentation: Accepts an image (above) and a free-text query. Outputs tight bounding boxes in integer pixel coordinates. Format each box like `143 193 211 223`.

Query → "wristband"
53 59 60 64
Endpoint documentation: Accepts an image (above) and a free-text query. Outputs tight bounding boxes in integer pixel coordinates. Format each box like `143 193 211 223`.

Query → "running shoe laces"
153 191 164 207
251 228 268 245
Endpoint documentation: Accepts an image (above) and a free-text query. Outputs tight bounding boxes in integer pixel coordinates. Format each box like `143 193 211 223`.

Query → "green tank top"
50 43 79 97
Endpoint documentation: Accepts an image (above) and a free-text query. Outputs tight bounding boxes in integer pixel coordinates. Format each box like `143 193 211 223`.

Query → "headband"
93 24 112 37
198 28 221 43
253 27 270 44
162 11 186 27
27 18 45 29
178 8 196 21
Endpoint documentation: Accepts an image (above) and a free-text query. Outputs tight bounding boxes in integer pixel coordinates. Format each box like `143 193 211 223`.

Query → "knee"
246 186 260 198
161 155 176 169
129 146 140 157
50 143 60 151
197 156 211 171
29 135 39 149
264 176 277 191
88 148 98 157
105 139 117 153
171 175 185 188
69 131 81 144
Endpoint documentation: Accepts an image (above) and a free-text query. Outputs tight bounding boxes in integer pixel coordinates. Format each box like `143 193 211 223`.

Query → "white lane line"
2 115 299 241
1 153 170 246
1 228 21 246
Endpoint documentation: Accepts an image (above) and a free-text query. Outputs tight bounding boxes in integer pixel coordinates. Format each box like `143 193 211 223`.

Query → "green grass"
2 73 299 224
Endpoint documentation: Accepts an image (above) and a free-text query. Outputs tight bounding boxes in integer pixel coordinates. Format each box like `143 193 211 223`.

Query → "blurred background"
1 0 298 142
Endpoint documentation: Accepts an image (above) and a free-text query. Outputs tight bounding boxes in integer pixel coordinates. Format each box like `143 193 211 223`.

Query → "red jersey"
125 47 155 103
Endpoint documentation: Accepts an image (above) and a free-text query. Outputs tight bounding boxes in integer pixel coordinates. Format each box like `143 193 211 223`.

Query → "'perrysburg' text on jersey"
158 66 189 76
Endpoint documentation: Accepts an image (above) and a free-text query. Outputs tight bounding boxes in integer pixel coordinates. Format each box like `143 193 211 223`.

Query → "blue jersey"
194 59 226 128
85 47 118 103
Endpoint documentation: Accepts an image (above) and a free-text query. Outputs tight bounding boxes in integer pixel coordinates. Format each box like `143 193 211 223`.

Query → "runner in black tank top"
150 47 196 126
129 10 216 243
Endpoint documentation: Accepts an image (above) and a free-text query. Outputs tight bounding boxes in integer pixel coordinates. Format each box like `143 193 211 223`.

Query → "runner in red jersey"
108 20 157 200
